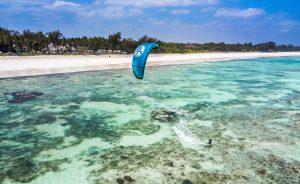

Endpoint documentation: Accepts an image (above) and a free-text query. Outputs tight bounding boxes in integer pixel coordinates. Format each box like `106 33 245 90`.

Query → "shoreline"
1 52 300 79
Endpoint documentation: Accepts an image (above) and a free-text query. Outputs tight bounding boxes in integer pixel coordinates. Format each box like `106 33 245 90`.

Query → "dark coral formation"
124 176 135 182
182 179 193 184
7 91 44 103
4 158 69 183
116 178 125 184
116 176 135 184
151 110 178 122
89 138 252 184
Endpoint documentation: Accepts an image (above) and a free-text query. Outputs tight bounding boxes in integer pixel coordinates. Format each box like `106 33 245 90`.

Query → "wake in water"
172 112 205 145
138 94 204 146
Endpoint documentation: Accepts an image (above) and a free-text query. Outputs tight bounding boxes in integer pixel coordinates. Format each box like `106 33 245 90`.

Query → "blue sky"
1 0 300 44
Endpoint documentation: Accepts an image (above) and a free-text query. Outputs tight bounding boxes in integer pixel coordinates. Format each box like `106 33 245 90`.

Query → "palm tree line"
0 27 299 55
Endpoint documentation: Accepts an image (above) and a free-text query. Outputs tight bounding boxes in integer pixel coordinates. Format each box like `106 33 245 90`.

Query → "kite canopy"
132 43 159 79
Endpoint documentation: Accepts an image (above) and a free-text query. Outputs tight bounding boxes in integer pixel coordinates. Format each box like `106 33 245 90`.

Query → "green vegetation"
0 27 300 55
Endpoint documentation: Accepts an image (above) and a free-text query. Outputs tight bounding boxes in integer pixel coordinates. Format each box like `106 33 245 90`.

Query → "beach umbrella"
132 43 159 79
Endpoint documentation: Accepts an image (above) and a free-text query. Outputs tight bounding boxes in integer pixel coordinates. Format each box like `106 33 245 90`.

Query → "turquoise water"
0 57 300 184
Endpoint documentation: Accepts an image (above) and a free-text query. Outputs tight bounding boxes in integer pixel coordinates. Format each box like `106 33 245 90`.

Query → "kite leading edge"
132 43 159 79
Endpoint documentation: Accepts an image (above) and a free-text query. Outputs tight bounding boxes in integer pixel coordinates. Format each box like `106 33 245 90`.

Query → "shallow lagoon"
0 57 300 183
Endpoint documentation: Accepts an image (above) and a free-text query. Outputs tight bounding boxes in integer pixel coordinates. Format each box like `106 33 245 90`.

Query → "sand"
1 52 300 78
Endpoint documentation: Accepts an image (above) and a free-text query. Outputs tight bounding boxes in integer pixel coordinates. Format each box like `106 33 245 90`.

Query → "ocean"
1 57 300 183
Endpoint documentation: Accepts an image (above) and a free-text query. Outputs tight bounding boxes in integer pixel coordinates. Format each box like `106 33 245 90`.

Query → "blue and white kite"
132 43 159 79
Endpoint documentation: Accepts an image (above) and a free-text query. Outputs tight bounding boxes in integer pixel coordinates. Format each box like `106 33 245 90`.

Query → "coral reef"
7 91 43 103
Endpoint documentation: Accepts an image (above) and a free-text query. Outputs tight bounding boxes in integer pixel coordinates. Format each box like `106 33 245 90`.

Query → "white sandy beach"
1 52 300 78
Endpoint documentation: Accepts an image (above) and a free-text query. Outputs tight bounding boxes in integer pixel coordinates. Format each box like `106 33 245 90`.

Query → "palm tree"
33 31 47 52
47 30 63 53
108 32 122 50
23 30 35 52
0 28 14 52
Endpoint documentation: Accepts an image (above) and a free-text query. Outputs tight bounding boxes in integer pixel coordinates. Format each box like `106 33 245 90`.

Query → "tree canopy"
0 27 299 55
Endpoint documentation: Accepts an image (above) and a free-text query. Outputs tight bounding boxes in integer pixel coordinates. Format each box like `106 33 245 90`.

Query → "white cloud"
48 1 82 9
103 0 219 8
275 20 300 32
0 0 48 6
1 0 220 19
98 6 142 18
215 8 265 18
171 9 190 14
0 0 50 12
200 7 216 13
93 0 217 18
45 1 95 17
148 18 168 26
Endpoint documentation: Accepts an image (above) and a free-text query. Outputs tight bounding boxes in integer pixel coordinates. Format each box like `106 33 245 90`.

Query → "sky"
0 0 300 45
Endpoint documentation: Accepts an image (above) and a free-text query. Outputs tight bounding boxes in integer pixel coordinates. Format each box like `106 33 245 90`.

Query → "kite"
132 43 159 79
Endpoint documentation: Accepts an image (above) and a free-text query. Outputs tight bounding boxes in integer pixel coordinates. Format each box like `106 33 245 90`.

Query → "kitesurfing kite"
131 43 204 145
132 43 159 79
